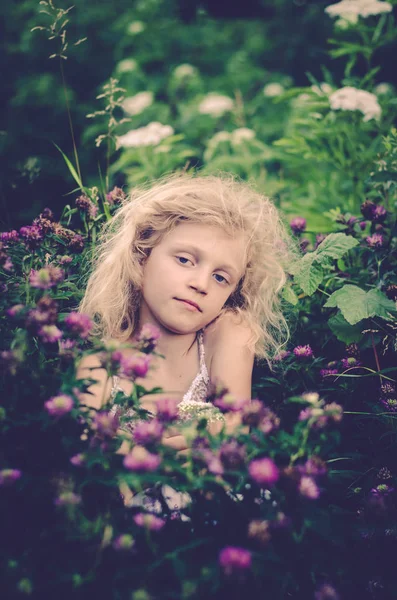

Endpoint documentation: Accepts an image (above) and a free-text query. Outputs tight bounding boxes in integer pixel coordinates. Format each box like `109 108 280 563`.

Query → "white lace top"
109 331 210 433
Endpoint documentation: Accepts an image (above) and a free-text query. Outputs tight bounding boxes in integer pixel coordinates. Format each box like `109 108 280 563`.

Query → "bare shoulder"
204 312 254 350
203 312 255 399
75 352 113 410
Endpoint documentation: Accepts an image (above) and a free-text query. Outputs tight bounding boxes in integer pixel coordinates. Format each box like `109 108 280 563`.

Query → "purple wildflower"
366 233 384 248
258 408 280 434
299 238 310 253
320 368 338 378
299 475 320 499
7 304 25 318
273 349 291 361
219 440 247 470
314 583 340 600
380 397 397 412
380 382 396 396
29 266 64 289
2 257 13 271
68 234 85 253
314 234 327 249
1 230 19 243
241 399 266 427
44 394 74 417
91 412 119 438
57 255 73 265
370 483 394 497
324 402 343 423
123 446 161 472
298 456 327 477
156 397 179 422
133 513 165 531
0 469 22 486
55 491 81 506
0 350 21 375
64 312 93 339
38 324 63 343
75 194 98 218
113 534 135 550
133 420 164 445
293 344 314 359
59 339 76 358
117 352 151 379
219 546 252 575
247 519 271 545
19 225 43 249
372 205 387 223
360 200 376 220
70 453 86 467
249 457 279 486
214 393 250 413
197 449 224 476
341 356 361 370
106 186 127 206
290 217 306 235
299 406 327 429
136 323 161 352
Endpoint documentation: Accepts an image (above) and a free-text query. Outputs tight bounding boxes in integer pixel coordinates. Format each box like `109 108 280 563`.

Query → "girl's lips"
175 298 201 312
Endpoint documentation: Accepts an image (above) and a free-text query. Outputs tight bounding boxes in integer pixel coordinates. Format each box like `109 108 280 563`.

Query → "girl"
76 173 296 494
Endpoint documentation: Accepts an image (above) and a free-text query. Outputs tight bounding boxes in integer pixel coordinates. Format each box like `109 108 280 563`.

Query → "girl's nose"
188 270 209 294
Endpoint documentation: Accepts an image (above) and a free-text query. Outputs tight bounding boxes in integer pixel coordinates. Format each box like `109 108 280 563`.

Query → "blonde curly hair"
79 172 299 364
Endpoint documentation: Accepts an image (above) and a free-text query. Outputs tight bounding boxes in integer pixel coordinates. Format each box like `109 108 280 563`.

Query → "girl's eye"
213 273 229 285
176 256 191 265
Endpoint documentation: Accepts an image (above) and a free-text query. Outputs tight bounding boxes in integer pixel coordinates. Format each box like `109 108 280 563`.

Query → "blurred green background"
2 0 396 229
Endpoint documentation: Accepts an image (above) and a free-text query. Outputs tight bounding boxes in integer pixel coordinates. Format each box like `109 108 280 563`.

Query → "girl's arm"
206 313 255 435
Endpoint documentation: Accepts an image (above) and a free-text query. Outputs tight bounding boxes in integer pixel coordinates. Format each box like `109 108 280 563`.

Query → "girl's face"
139 222 246 335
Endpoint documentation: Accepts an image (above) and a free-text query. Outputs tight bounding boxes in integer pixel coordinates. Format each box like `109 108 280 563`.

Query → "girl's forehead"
164 222 244 247
162 222 247 274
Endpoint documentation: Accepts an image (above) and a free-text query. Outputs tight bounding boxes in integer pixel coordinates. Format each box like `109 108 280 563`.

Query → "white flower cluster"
173 64 197 79
117 59 138 73
128 21 145 35
263 83 285 97
198 93 234 117
178 401 224 424
329 86 382 121
208 128 256 146
325 0 392 20
122 91 153 116
117 122 174 148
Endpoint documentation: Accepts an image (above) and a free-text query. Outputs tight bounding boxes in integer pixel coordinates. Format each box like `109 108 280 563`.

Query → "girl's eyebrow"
171 243 240 277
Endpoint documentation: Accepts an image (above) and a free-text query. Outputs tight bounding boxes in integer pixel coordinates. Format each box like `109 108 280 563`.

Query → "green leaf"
325 285 397 325
282 285 299 306
315 233 359 261
328 312 363 343
54 143 83 189
293 254 324 296
366 289 397 320
324 285 368 325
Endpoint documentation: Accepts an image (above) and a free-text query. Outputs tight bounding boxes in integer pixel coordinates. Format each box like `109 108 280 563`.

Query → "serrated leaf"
366 289 396 320
282 285 299 306
315 233 359 261
324 285 368 325
325 285 396 325
293 254 324 296
328 313 362 343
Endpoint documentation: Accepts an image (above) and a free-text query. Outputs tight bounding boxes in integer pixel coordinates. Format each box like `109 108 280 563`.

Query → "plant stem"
59 57 82 185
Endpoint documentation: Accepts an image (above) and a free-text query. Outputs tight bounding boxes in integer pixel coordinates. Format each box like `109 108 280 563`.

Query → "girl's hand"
161 432 188 452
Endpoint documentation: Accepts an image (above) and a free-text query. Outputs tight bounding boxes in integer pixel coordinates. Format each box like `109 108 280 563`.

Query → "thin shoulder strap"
197 331 206 370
